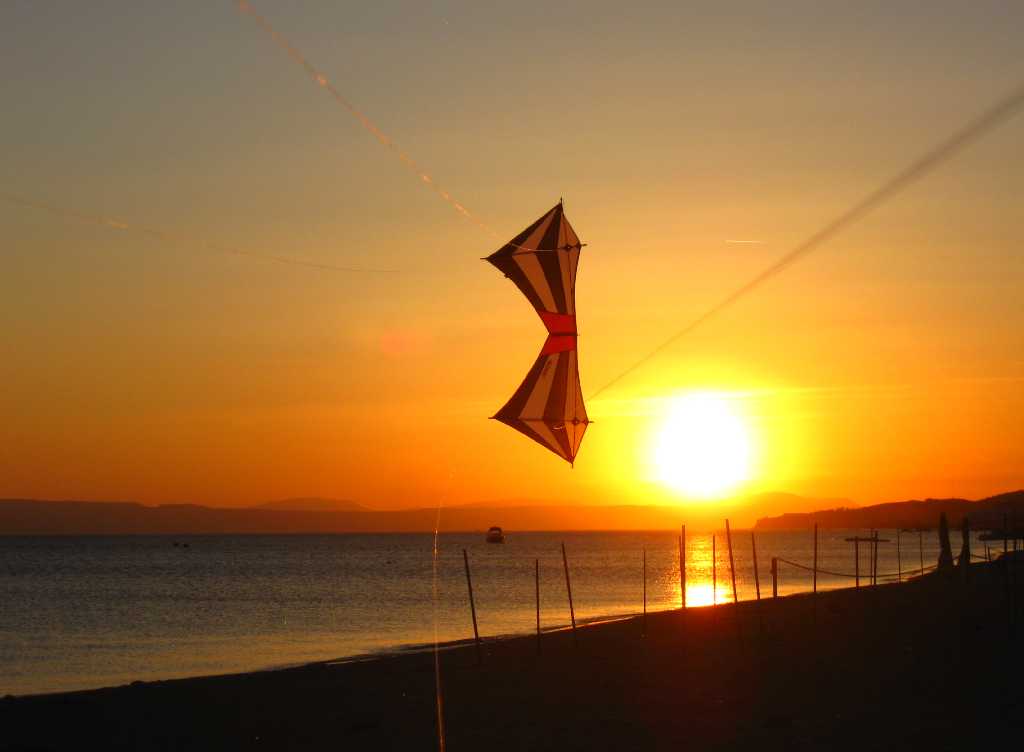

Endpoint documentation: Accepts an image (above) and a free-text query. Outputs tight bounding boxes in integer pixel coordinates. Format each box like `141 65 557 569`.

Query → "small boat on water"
486 526 506 544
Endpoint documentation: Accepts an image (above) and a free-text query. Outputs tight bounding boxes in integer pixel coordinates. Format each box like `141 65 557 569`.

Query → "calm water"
0 529 991 695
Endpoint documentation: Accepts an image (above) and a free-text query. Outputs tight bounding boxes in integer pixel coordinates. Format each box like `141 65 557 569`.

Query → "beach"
2 560 1020 751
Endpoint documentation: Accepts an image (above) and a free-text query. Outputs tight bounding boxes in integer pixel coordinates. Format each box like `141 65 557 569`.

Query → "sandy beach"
2 560 1021 751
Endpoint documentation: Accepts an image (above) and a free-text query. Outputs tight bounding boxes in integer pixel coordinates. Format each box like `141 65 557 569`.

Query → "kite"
486 202 590 465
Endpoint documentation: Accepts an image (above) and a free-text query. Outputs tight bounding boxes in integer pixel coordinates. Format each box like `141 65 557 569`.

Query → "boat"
485 526 505 544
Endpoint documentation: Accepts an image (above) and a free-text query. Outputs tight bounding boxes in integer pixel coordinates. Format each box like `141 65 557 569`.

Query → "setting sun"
653 392 754 499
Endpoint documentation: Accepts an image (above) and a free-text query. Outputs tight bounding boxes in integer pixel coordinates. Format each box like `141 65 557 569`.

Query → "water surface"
0 529 988 695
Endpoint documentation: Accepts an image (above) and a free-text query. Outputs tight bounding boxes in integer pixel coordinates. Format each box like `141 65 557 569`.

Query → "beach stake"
462 549 482 666
867 530 874 585
561 542 577 644
813 523 819 594
712 534 717 605
771 557 778 598
752 531 761 601
726 520 739 606
918 530 925 577
854 538 860 588
643 547 648 637
535 558 541 655
873 530 880 587
896 529 902 583
680 525 687 609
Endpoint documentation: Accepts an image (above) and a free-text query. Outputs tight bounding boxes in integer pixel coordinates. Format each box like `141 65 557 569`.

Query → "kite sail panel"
486 203 589 465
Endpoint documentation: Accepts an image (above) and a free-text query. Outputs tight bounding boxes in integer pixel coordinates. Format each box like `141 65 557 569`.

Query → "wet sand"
2 561 1021 751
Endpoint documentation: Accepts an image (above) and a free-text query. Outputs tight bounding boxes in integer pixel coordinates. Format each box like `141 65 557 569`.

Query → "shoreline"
3 561 1022 750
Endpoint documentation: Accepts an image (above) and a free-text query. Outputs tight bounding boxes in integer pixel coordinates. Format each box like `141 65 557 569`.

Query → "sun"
653 391 754 499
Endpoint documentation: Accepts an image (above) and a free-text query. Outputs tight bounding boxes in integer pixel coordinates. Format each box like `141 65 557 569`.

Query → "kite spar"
486 203 590 466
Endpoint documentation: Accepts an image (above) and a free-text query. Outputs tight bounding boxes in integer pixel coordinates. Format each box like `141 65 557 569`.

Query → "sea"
0 528 996 696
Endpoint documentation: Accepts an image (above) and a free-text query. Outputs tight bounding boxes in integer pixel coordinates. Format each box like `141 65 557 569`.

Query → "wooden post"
1004 513 1009 555
712 534 717 605
463 549 482 665
535 558 541 655
813 523 819 594
896 529 902 583
726 520 739 605
854 538 860 588
870 530 875 585
642 547 647 636
561 542 577 643
986 545 991 562
680 525 687 609
873 530 880 586
751 531 761 600
771 557 778 598
918 530 924 576
868 532 876 586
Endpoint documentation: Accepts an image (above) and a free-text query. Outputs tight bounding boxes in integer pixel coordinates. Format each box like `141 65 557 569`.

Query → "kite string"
233 1 560 255
235 0 495 240
587 79 1024 401
0 190 398 274
431 469 455 752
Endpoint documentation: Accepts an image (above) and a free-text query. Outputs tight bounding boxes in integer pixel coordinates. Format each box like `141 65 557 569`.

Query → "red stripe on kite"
540 335 577 355
538 311 577 335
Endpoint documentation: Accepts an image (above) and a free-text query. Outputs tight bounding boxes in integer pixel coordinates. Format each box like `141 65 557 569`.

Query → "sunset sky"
2 1 1022 514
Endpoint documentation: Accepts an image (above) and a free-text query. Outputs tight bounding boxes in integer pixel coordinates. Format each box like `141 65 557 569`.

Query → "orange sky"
1 2 1022 514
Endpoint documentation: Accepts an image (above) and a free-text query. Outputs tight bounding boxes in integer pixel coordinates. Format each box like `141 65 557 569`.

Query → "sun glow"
653 392 754 499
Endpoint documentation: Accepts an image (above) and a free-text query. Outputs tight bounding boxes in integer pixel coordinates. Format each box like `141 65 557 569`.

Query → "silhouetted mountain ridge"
251 498 367 512
754 490 1024 530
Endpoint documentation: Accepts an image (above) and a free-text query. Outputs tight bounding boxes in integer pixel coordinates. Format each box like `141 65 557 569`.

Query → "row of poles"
459 517 1020 663
462 543 579 664
460 522 770 663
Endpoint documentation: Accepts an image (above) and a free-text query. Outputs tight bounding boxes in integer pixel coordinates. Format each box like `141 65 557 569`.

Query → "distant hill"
2 490 1021 535
754 490 1024 531
0 499 692 535
251 498 367 512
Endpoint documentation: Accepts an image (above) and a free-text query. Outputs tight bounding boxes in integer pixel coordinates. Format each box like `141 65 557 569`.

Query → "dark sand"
2 562 1022 751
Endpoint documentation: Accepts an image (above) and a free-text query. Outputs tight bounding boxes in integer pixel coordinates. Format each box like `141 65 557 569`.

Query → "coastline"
2 561 1021 750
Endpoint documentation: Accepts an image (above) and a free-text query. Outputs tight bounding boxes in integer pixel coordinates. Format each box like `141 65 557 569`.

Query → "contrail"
588 80 1024 401
235 0 498 241
1 191 397 273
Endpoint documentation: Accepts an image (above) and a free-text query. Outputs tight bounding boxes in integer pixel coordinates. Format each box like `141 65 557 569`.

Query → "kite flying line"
235 0 494 240
233 2 555 255
0 191 397 274
587 79 1024 401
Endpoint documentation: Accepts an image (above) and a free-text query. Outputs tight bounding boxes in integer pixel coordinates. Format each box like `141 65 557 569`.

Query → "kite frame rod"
478 243 587 260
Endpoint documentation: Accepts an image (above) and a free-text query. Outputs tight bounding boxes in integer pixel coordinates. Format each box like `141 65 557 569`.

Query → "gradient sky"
2 1 1022 513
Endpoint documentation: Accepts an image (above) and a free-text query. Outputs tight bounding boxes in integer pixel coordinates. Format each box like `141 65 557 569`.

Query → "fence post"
872 530 880 587
813 523 818 594
561 541 577 644
896 529 902 583
535 558 541 655
712 534 717 605
642 547 647 637
752 531 761 600
726 520 739 606
463 549 482 665
854 538 860 588
680 524 687 609
919 530 924 577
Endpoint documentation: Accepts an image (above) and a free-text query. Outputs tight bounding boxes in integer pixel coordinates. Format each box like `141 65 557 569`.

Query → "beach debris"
937 513 954 572
485 202 589 465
